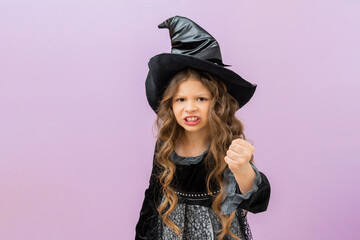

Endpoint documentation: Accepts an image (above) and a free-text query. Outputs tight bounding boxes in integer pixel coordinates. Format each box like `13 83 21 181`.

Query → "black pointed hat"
145 15 257 113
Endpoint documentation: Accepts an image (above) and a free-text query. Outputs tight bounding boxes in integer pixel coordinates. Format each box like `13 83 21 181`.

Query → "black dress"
135 146 271 240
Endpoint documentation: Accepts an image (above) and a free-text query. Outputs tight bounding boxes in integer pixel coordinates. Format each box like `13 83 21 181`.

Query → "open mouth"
184 116 200 125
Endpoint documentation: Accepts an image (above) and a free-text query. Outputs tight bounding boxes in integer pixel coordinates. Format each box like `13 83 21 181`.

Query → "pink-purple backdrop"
1 0 359 239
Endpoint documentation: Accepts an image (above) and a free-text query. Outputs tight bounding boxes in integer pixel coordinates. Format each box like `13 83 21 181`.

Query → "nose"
185 100 197 112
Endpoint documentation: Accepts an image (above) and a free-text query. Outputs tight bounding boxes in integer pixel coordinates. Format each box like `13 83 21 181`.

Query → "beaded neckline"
175 189 220 198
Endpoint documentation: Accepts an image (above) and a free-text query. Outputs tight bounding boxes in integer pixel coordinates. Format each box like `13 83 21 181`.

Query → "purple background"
1 0 359 239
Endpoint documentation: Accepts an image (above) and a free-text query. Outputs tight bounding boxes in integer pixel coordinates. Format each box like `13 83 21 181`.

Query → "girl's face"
172 77 213 136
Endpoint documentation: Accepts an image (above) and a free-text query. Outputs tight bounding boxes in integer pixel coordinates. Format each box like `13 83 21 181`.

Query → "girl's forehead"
174 78 211 95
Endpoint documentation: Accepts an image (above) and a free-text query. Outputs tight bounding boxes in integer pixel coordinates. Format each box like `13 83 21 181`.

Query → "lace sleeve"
220 163 263 215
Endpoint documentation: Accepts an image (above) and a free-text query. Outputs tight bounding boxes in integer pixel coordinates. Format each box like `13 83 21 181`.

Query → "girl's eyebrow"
174 93 211 97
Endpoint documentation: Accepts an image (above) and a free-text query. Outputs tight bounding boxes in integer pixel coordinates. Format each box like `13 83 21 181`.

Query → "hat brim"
145 53 257 112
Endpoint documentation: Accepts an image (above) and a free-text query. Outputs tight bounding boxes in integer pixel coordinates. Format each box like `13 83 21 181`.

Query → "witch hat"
145 15 257 113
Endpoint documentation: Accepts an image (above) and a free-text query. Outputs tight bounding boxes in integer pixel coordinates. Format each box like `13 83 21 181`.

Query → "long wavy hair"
154 67 254 240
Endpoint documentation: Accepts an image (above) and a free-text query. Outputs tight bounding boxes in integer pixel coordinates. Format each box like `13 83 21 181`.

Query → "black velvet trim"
236 172 271 213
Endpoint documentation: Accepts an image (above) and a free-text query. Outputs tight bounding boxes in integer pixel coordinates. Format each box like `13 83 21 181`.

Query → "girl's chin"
183 125 205 132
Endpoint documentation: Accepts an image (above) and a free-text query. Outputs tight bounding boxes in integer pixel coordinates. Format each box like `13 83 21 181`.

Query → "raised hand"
224 138 254 173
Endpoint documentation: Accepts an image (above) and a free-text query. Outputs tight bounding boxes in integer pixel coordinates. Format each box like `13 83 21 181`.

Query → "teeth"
186 117 198 121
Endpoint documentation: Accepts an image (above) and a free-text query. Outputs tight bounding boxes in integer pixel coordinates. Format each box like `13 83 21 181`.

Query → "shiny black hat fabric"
145 15 257 113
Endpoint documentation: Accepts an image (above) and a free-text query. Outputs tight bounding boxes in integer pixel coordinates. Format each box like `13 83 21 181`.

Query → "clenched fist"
224 138 254 174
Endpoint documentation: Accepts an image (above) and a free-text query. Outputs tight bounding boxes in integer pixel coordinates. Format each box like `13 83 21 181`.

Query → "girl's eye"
175 97 207 102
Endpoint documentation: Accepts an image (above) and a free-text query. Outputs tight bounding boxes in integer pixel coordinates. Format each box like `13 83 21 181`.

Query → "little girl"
135 16 271 240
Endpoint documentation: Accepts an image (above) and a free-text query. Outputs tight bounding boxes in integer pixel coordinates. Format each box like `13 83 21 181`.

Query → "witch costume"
135 16 271 240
